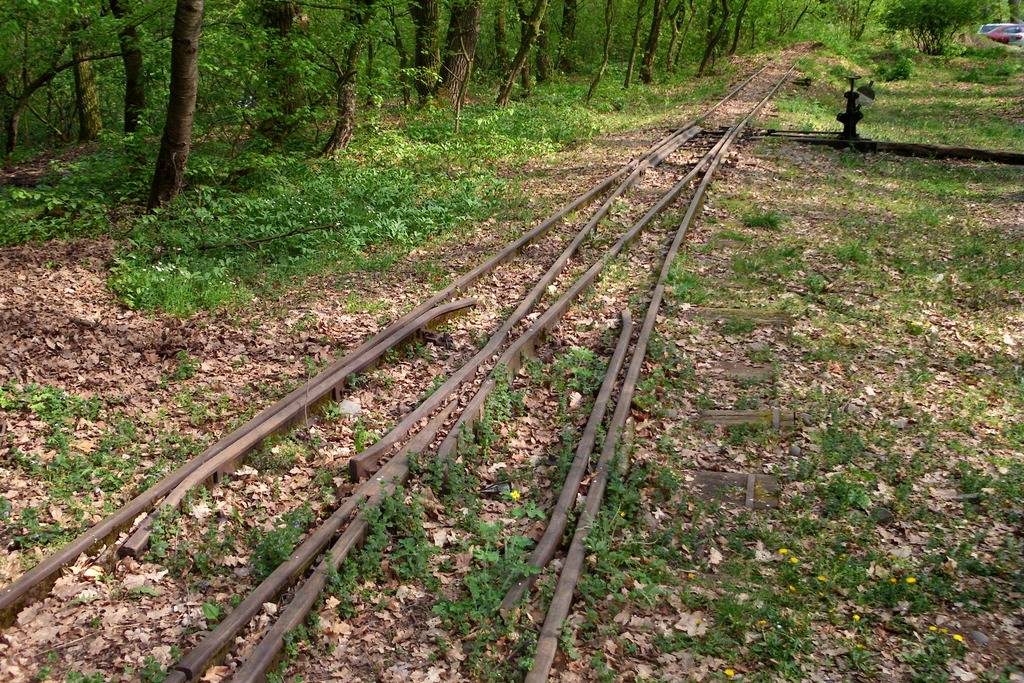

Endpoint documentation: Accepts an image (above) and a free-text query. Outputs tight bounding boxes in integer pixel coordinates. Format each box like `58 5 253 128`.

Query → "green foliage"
250 505 314 580
877 55 914 81
882 0 991 54
742 210 784 231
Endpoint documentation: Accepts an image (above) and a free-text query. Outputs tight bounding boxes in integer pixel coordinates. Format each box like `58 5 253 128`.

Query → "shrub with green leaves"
882 0 990 55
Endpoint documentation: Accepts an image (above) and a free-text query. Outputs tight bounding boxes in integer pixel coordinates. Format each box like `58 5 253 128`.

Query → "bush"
877 55 915 81
882 0 991 55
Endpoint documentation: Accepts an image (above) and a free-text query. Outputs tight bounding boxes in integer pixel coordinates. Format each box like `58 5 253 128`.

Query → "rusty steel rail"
181 64 788 683
498 309 633 614
158 126 696 683
346 60 774 482
345 126 700 480
224 113 738 683
164 399 459 683
525 64 796 683
0 137 658 628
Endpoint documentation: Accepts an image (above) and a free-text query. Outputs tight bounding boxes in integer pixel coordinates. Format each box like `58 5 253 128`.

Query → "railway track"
0 60 795 682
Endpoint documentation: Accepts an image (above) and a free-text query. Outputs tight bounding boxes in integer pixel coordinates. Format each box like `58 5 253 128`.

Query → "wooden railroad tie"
683 307 794 328
688 470 780 510
697 407 796 429
710 361 774 382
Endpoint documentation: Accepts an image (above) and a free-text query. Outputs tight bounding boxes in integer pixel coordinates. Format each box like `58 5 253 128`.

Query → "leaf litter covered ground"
1 47 1021 682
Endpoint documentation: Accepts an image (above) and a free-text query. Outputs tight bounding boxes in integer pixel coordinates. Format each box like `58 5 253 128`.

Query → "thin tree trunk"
147 0 203 209
517 0 532 95
787 1 810 35
728 0 750 55
585 0 615 102
495 0 549 105
1011 0 1021 23
640 0 665 84
494 0 509 69
623 0 647 88
411 0 441 103
321 49 360 155
109 0 146 133
672 0 696 69
663 0 682 70
390 6 412 106
557 0 577 72
73 35 103 141
441 0 483 103
697 0 729 78
536 9 552 83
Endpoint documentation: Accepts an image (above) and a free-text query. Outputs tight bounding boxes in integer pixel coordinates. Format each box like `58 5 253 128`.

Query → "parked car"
984 24 1024 43
979 23 1016 34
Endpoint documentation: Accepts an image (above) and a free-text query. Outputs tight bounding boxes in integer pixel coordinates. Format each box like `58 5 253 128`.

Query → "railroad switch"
837 75 864 140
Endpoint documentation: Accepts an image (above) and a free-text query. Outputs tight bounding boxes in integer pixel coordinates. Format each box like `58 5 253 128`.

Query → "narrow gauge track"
0 62 793 682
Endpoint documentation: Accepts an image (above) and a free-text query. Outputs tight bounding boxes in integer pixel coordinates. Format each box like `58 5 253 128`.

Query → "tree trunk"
728 0 750 55
441 0 483 104
670 0 695 70
640 0 665 84
585 0 615 102
663 0 683 70
147 0 203 209
697 0 729 78
535 10 552 83
73 36 103 141
516 0 533 95
495 0 548 105
411 0 441 104
390 6 412 106
258 0 301 138
623 0 647 88
110 0 146 133
557 0 577 72
787 1 810 35
494 0 509 69
321 46 360 155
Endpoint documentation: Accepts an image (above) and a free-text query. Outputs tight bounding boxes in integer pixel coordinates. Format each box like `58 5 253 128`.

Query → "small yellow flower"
757 619 767 626
852 614 861 622
789 557 799 564
905 577 917 585
952 634 964 642
509 489 521 501
929 626 938 632
724 669 736 678
687 572 697 580
889 578 897 584
855 644 864 650
940 628 949 634
787 584 796 592
817 575 827 582
778 548 790 555
619 511 625 517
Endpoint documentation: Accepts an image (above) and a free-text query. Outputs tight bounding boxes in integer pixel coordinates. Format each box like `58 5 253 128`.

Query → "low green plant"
250 505 314 580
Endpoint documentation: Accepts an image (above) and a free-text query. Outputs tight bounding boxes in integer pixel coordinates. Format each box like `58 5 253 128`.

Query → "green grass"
0 65 742 317
776 45 1024 149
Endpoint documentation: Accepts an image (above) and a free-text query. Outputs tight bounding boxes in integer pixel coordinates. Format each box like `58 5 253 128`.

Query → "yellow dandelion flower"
757 619 767 626
778 548 790 555
905 577 917 585
952 634 964 642
619 510 625 517
940 628 948 634
852 614 861 622
817 575 827 582
688 572 697 580
509 489 521 502
889 578 897 584
855 644 864 650
787 584 796 592
724 669 736 678
789 557 799 564
929 626 937 632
